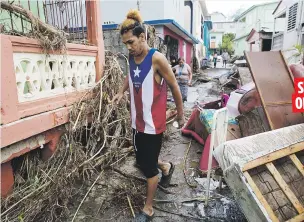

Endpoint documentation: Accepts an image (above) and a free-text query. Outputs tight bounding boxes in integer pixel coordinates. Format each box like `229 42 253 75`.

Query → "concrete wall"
191 0 207 67
103 26 167 73
234 2 278 56
212 22 237 35
164 26 193 65
234 36 249 56
247 31 261 52
101 0 184 26
272 0 304 50
210 12 227 22
204 21 212 57
235 3 277 39
164 0 184 27
184 5 192 34
186 41 193 67
210 32 223 49
103 29 130 75
193 1 202 39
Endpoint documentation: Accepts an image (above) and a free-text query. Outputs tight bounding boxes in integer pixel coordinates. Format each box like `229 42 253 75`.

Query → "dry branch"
1 1 67 52
112 168 175 194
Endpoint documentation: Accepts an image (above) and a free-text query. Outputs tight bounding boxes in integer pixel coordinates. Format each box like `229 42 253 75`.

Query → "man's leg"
133 131 163 219
158 160 171 175
143 175 158 216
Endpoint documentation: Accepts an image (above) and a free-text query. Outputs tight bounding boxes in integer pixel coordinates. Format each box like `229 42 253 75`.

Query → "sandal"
134 211 154 222
159 162 175 188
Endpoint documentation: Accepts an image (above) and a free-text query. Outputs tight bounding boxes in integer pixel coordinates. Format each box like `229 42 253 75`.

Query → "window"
287 3 298 31
240 17 246 22
278 12 286 18
230 24 235 28
273 34 284 50
211 36 216 39
217 23 223 29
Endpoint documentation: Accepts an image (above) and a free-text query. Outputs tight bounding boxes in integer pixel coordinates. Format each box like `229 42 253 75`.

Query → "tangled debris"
0 1 67 52
1 51 133 222
0 3 178 220
0 10 174 220
146 25 167 55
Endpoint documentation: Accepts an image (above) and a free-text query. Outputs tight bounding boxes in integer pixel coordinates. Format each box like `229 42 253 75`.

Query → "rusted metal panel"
245 51 304 129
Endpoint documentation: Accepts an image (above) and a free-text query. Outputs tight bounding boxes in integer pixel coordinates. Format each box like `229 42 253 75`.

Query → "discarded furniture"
245 51 304 129
214 123 304 222
205 108 229 206
236 106 271 137
289 64 304 79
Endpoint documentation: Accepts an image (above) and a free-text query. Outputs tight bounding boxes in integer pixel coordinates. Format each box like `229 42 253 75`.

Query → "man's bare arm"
119 75 129 94
153 52 185 125
112 75 129 104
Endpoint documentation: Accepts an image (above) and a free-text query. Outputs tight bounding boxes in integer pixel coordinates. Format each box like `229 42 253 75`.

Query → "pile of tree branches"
1 1 67 52
1 51 132 222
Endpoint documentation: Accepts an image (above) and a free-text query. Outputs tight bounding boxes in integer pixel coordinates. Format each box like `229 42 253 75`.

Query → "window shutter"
287 3 298 31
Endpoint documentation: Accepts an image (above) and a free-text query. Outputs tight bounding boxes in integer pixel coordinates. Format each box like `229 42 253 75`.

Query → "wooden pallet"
241 141 304 222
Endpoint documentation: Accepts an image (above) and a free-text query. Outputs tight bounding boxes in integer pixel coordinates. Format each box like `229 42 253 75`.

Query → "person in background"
170 55 178 67
222 50 229 68
173 57 192 102
170 55 178 73
213 52 218 68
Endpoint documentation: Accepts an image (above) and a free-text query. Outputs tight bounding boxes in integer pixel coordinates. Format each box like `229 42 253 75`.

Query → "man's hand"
188 81 192 86
176 115 186 128
112 92 124 105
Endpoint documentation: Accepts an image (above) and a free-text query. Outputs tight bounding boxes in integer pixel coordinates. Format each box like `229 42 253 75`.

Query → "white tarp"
213 123 304 172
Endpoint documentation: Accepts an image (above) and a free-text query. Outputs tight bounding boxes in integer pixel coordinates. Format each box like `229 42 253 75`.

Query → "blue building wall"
203 21 213 58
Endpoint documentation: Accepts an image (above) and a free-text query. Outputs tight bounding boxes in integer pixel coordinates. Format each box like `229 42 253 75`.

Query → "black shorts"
132 129 163 178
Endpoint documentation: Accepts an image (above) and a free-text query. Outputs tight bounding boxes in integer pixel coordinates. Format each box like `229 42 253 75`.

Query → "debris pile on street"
1 51 133 222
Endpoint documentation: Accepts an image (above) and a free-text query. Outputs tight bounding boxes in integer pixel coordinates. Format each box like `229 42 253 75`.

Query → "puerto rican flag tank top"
128 48 167 134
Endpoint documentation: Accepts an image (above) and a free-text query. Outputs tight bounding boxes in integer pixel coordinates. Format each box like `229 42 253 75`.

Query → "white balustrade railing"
13 53 96 102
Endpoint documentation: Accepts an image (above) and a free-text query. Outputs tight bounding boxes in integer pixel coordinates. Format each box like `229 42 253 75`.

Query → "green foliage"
294 44 304 64
294 44 304 54
219 33 235 55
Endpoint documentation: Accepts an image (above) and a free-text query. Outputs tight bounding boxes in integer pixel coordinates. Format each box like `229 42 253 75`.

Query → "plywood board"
245 51 304 129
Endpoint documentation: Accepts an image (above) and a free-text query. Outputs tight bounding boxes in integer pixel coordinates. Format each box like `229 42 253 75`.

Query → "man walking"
112 9 185 221
222 50 229 68
213 51 218 68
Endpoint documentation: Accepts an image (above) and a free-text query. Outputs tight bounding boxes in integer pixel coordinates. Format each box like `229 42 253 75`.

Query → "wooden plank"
245 51 304 130
244 51 274 129
289 154 304 177
266 163 304 214
243 171 279 222
242 141 304 171
286 213 304 222
279 50 295 83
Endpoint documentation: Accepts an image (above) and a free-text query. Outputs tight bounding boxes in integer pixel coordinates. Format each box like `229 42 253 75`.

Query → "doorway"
262 39 272 51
